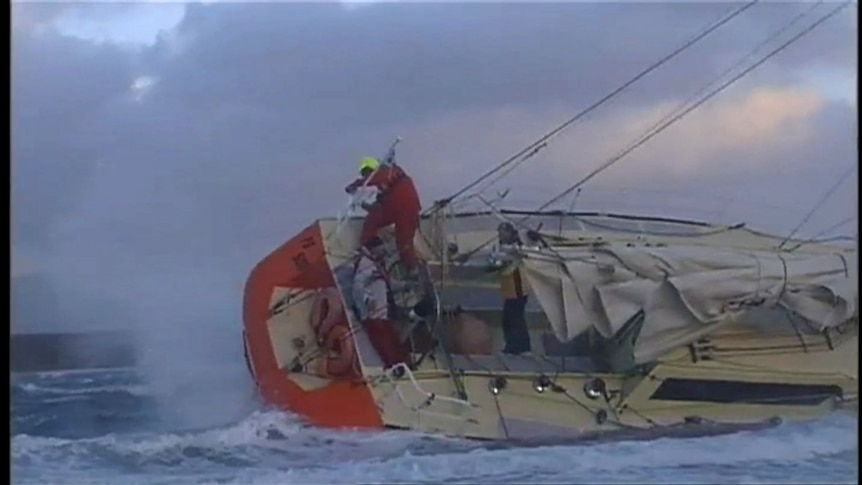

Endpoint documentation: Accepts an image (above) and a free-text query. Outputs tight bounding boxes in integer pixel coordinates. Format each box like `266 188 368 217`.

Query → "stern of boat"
242 220 384 429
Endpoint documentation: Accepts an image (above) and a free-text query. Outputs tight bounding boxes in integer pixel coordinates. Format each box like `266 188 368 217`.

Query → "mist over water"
130 300 259 431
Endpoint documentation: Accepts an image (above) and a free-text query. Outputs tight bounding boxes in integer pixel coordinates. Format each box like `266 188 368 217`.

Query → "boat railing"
380 363 477 426
416 262 472 400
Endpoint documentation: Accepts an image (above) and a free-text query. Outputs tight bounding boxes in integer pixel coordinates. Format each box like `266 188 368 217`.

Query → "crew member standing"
495 222 532 355
345 156 421 277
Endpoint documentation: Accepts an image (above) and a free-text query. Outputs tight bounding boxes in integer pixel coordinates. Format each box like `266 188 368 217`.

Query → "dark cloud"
11 1 856 335
12 27 137 252
148 2 771 129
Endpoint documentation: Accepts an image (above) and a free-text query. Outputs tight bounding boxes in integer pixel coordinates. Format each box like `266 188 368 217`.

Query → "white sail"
518 243 857 364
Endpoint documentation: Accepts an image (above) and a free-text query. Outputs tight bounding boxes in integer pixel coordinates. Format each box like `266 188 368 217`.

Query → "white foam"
16 382 152 397
221 414 861 484
11 410 858 485
15 368 135 379
13 410 295 455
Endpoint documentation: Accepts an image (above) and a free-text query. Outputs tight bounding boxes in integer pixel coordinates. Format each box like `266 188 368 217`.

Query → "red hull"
242 222 384 429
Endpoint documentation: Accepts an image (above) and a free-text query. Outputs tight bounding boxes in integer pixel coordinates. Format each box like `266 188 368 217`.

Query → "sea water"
11 369 858 484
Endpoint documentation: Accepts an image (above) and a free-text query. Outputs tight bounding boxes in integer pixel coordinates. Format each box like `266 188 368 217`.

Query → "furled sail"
518 243 857 364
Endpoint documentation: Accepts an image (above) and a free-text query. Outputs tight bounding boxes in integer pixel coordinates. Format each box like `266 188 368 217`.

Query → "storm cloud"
12 0 857 319
10 1 857 423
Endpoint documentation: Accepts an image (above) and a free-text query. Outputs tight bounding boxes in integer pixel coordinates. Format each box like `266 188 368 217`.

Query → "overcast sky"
11 1 858 335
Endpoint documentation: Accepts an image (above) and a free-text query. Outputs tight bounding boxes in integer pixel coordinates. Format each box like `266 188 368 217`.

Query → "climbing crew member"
345 156 422 277
352 236 410 369
495 222 532 355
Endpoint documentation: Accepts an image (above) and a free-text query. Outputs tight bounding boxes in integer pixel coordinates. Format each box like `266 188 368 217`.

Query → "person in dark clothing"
494 222 532 355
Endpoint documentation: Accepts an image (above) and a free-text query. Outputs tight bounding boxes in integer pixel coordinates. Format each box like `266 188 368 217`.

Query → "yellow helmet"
358 156 380 173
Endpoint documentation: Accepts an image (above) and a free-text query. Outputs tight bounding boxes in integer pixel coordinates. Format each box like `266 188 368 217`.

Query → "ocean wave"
11 409 443 462
11 408 858 484
10 364 859 485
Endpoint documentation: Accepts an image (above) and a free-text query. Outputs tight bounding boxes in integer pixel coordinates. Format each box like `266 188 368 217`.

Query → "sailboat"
241 1 857 443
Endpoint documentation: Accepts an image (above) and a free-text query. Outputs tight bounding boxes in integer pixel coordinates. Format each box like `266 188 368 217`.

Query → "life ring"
318 323 358 378
310 287 345 342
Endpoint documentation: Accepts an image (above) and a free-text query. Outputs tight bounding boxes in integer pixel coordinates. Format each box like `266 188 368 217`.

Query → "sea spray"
130 277 260 431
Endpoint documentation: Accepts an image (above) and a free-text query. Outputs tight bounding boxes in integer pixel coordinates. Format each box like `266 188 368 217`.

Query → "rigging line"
453 1 852 263
470 0 817 202
535 1 852 220
608 1 826 163
558 188 583 236
785 216 857 252
429 1 760 212
778 164 857 249
535 2 823 220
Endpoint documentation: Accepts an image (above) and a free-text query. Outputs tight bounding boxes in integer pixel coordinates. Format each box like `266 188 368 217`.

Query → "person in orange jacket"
345 156 422 276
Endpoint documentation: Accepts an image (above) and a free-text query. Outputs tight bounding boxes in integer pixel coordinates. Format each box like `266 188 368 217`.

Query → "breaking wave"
10 370 858 485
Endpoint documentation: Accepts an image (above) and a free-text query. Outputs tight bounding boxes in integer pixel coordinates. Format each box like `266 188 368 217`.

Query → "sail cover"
518 244 858 364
